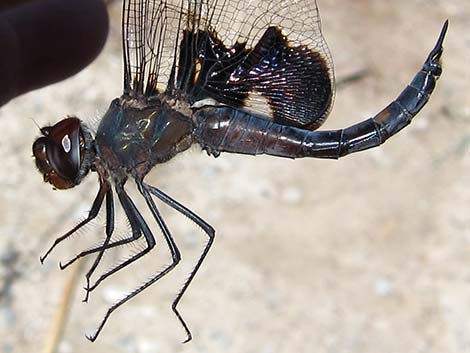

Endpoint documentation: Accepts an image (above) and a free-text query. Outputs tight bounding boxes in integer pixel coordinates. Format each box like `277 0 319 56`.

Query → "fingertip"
55 0 110 70
0 0 109 106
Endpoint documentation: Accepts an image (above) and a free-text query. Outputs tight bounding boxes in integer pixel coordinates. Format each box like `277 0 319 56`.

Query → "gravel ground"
0 1 469 353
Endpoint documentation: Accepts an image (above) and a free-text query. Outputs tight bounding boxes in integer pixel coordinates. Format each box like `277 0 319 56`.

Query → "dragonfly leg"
40 179 108 264
87 179 183 342
82 187 115 302
144 182 215 343
85 183 155 294
58 230 143 271
57 185 139 274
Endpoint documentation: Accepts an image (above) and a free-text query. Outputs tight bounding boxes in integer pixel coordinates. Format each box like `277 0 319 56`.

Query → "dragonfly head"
33 117 95 190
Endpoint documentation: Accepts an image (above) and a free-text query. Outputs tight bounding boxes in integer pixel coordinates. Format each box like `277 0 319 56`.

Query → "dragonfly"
33 0 448 342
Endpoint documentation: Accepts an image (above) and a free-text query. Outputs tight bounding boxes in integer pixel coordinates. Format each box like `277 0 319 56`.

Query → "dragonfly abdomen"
193 20 446 161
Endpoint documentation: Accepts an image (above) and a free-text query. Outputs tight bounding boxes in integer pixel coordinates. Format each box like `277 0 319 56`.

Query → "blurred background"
0 0 469 352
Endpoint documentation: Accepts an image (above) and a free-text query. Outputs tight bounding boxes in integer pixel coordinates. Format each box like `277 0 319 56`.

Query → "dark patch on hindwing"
175 29 248 100
175 26 333 131
192 27 334 130
235 26 333 130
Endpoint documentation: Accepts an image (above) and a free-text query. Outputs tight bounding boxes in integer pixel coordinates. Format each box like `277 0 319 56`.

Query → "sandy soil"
0 1 469 352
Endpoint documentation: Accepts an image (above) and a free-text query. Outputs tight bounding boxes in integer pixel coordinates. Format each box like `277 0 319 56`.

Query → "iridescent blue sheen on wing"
203 27 333 130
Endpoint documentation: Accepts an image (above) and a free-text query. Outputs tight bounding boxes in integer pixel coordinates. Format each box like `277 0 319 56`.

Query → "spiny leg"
58 186 140 271
137 179 181 270
82 187 115 303
87 181 214 342
144 182 215 343
58 231 143 271
58 185 141 271
87 181 166 342
40 181 107 264
85 183 156 294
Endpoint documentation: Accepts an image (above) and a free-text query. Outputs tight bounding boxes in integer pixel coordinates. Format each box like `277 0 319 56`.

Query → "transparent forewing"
123 0 218 95
122 0 181 95
122 0 335 128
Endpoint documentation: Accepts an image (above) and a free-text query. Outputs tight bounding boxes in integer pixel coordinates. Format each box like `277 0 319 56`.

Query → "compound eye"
33 117 84 190
46 118 82 180
32 136 50 175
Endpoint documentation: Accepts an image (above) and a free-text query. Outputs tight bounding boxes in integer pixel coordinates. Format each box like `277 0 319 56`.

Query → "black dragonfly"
33 0 448 342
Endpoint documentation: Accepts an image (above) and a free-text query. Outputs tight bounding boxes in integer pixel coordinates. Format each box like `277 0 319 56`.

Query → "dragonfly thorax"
94 95 194 180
